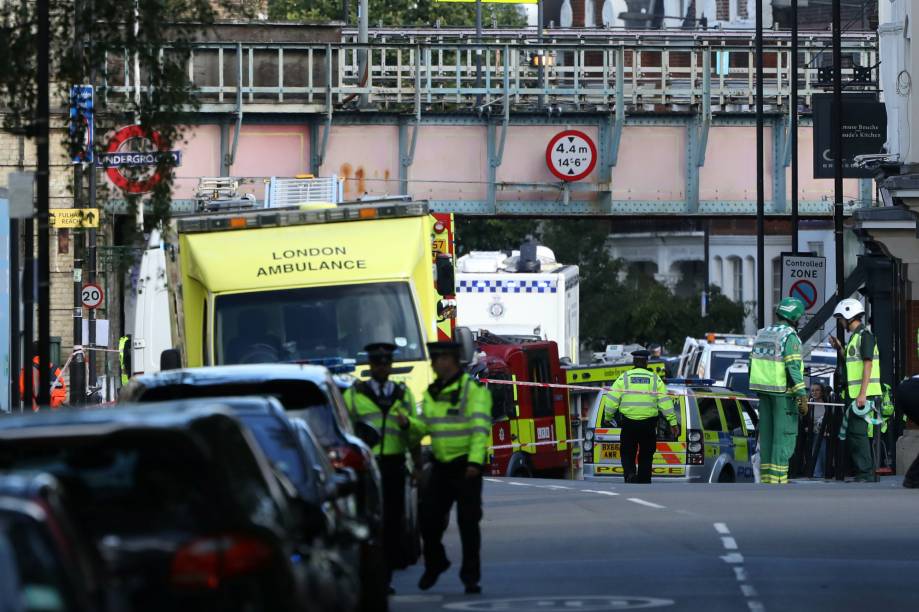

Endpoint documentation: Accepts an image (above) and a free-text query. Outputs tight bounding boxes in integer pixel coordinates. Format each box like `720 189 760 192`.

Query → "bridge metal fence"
100 31 877 113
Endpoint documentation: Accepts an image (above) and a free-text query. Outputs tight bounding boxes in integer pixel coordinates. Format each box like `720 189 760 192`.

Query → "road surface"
391 477 918 612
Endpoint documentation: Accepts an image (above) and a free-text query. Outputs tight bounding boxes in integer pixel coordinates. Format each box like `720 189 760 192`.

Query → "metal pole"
71 251 85 407
538 0 545 110
88 67 98 393
37 0 51 407
358 0 368 107
703 220 710 317
790 0 800 254
475 0 484 108
9 218 20 409
832 0 846 480
755 0 765 328
23 219 33 410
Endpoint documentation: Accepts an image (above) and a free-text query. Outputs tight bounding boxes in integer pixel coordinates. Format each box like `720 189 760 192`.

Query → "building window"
731 257 743 302
713 255 723 288
807 241 824 257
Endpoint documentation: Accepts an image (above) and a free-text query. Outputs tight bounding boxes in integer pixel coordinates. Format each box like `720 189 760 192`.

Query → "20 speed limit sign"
81 283 104 309
546 129 597 182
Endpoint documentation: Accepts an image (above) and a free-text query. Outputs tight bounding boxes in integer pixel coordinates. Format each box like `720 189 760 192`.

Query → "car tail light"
687 429 704 465
170 534 274 589
328 445 366 471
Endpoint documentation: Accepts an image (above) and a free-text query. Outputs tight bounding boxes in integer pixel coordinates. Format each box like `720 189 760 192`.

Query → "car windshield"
214 281 425 365
710 351 749 381
809 354 837 366
726 371 751 396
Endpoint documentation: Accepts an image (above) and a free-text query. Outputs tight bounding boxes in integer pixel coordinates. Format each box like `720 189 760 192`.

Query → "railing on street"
101 30 878 113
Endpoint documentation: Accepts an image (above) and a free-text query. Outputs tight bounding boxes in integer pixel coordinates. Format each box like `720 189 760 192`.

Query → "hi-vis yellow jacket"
602 367 677 425
418 373 493 465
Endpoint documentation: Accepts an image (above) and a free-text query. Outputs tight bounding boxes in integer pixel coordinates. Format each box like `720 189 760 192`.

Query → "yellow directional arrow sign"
49 208 100 229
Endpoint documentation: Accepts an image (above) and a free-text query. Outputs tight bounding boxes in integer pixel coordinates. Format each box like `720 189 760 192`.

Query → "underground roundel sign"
546 129 597 182
101 125 182 194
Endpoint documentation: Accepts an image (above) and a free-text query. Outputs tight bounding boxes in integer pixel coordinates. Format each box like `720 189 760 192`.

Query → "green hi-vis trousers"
756 394 799 484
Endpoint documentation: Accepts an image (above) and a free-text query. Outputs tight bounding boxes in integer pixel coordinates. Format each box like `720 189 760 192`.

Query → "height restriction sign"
780 254 826 322
546 130 597 182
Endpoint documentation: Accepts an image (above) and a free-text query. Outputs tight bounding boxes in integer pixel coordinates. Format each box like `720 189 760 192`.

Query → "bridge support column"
773 116 787 213
486 120 499 214
686 117 700 212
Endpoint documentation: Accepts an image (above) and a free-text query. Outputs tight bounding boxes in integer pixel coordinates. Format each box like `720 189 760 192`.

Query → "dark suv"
119 364 390 611
0 403 311 612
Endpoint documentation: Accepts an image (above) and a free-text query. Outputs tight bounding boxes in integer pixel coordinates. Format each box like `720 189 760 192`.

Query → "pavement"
391 476 918 612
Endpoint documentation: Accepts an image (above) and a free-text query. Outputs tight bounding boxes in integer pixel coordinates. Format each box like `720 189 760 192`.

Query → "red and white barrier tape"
477 376 846 408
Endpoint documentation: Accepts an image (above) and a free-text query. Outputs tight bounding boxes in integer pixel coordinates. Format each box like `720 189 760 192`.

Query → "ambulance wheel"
717 466 736 483
506 453 532 478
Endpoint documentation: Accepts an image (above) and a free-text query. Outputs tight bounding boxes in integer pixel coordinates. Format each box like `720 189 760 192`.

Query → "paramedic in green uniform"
749 297 808 484
830 298 883 482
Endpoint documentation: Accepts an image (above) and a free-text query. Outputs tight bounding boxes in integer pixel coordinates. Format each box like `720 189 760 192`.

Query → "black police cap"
427 341 462 357
364 342 397 361
631 349 651 359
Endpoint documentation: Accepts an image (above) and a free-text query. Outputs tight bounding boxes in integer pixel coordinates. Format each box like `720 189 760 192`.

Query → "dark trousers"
379 455 407 576
897 379 919 485
419 457 483 585
620 416 658 483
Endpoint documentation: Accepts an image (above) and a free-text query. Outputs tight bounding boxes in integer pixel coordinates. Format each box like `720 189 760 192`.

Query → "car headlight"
585 429 595 441
583 439 594 452
688 431 702 442
688 442 703 453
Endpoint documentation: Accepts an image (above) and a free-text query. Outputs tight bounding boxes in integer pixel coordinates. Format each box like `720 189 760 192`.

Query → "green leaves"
268 0 527 27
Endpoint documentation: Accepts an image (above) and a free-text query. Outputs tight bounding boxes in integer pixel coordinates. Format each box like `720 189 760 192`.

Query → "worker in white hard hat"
829 298 882 482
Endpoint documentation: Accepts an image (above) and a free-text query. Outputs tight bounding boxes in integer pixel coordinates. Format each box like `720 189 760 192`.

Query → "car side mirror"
160 349 181 371
353 421 381 448
434 254 455 296
455 326 475 365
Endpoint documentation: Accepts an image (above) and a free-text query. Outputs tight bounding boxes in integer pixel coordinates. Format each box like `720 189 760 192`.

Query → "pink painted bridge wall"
166 123 860 206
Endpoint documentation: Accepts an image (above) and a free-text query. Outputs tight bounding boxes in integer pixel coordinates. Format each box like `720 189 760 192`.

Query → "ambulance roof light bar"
176 200 429 233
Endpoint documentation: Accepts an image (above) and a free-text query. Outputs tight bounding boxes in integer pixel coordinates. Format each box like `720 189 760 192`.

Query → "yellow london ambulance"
140 179 455 400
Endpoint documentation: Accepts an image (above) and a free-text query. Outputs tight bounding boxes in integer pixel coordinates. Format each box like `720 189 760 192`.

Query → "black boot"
418 560 450 591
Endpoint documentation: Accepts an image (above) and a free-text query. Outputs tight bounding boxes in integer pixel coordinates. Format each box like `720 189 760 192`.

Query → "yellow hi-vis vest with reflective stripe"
420 373 493 465
845 329 882 399
343 382 421 456
602 367 677 424
749 324 803 395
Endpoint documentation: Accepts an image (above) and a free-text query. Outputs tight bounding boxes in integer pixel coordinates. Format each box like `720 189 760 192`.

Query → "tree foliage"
0 0 216 240
457 218 746 353
269 0 527 27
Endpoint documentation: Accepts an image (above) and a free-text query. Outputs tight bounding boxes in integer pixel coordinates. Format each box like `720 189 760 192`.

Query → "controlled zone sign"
546 130 597 182
780 254 826 322
81 283 104 309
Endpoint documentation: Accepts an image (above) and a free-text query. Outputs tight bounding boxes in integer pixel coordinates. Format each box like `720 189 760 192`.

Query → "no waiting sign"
780 254 826 321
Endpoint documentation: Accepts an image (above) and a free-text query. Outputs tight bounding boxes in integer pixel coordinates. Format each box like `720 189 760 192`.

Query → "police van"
582 382 758 483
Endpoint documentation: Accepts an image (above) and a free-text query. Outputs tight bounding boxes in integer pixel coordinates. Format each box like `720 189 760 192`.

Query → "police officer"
602 349 678 484
343 342 421 593
830 298 883 482
416 341 492 595
749 297 808 485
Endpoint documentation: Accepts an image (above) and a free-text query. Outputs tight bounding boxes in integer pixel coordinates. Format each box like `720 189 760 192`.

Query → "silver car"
582 383 758 483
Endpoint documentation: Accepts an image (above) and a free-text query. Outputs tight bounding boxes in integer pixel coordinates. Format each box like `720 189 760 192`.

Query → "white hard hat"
833 298 865 321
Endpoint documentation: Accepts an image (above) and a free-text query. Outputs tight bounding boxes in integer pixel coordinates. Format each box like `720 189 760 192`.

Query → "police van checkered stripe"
456 279 558 293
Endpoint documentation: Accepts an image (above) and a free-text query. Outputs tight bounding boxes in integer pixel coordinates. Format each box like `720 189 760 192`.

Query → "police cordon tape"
477 377 847 408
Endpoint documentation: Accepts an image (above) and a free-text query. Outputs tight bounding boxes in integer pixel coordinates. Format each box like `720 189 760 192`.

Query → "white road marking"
583 489 620 496
720 552 744 564
748 601 766 612
541 484 572 490
714 522 731 535
627 498 666 509
483 477 502 483
740 585 758 598
721 537 738 550
733 567 748 582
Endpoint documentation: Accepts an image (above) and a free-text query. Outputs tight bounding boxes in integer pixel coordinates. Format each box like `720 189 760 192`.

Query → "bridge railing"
101 31 877 113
